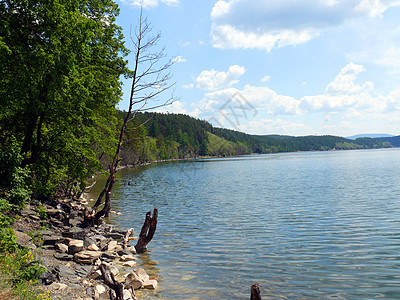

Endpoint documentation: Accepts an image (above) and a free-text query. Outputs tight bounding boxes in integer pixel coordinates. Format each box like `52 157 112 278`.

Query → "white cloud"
261 75 270 82
196 65 245 91
198 84 300 117
238 119 311 136
172 56 186 63
182 83 194 89
300 62 399 113
119 0 178 8
211 0 399 51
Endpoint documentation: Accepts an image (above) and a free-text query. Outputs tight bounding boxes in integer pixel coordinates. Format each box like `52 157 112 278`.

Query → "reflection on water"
88 149 400 299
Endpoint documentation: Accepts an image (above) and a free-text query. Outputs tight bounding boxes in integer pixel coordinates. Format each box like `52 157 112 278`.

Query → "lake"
90 148 400 299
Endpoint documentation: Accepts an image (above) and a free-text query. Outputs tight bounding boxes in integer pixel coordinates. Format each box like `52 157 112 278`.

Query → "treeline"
115 111 393 164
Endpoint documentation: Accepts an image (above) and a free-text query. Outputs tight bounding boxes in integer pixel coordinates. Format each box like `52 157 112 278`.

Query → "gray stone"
43 235 64 246
104 232 124 240
95 284 108 300
84 236 96 248
136 268 149 282
54 253 73 261
124 272 143 290
13 230 36 250
75 265 91 278
56 264 75 280
55 243 68 253
102 251 117 259
68 239 84 254
74 250 102 264
107 240 118 252
50 218 64 228
117 248 132 256
142 279 158 289
63 227 86 239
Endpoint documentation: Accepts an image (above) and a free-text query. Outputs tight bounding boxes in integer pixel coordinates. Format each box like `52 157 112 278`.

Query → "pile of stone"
13 196 158 300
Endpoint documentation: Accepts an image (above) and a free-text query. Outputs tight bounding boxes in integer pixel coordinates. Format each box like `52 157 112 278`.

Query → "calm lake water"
90 148 400 299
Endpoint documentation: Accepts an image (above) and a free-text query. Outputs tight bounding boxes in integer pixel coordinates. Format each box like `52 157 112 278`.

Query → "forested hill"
118 111 393 165
377 136 400 147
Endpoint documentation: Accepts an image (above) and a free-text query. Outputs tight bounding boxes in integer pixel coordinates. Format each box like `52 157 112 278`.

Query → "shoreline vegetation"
1 1 399 299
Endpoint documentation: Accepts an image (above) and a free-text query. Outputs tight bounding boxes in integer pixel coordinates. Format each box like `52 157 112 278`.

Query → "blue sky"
115 0 400 137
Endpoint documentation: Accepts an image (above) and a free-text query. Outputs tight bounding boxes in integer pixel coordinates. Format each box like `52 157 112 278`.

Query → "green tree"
0 0 129 196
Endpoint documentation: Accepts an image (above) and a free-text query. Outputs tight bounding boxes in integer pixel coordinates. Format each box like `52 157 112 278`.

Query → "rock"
50 218 64 228
55 243 68 253
84 236 96 248
87 243 100 251
102 251 117 259
142 279 158 289
74 250 102 264
128 246 137 255
104 232 124 240
55 264 76 280
136 268 149 282
124 272 143 290
94 284 108 300
49 282 68 291
123 289 135 300
120 255 136 262
90 264 119 280
122 261 137 268
69 217 83 227
47 209 63 218
98 238 112 251
75 265 91 278
54 253 73 261
63 227 86 240
13 230 36 250
68 239 84 254
107 240 118 252
43 235 64 246
117 248 133 256
40 269 57 285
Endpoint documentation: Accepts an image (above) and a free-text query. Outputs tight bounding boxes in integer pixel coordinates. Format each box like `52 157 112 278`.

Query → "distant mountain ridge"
347 134 395 140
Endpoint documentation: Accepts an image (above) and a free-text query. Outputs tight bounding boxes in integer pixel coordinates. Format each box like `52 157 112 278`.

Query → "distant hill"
377 136 400 147
347 134 395 140
116 111 393 165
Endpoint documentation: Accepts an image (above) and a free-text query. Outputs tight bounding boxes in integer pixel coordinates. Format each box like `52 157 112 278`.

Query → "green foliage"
0 141 31 208
35 204 47 220
0 0 129 197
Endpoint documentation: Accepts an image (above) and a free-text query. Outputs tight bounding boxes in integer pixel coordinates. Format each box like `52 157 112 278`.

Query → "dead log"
99 263 124 300
123 228 134 249
135 208 158 254
250 284 261 300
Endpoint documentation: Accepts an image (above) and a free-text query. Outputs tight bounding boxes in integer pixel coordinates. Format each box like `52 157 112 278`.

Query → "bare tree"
84 10 175 227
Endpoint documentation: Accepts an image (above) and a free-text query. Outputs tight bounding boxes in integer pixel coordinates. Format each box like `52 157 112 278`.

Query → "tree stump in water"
250 284 261 300
135 208 158 253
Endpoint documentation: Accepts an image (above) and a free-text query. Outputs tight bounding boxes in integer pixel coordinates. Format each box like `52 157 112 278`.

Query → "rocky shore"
11 196 158 300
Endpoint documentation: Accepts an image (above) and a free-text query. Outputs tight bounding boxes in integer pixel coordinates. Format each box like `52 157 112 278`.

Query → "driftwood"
135 208 158 253
250 284 261 300
99 263 124 300
123 228 134 249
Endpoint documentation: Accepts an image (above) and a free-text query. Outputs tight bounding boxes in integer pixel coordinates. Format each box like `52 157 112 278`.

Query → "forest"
117 111 394 166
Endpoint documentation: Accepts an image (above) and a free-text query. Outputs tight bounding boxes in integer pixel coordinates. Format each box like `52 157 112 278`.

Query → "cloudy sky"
116 0 400 137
